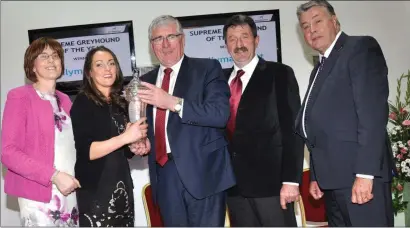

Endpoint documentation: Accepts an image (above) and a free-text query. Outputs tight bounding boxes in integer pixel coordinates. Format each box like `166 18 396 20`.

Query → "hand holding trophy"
124 69 149 155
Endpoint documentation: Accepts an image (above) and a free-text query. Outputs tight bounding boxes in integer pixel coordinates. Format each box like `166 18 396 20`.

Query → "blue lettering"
208 56 233 64
64 68 83 77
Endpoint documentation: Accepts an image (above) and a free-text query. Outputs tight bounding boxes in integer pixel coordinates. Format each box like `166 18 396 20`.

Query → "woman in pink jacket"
2 37 80 226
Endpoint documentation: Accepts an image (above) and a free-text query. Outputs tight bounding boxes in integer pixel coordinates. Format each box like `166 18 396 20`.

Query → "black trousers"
323 179 394 227
227 194 297 227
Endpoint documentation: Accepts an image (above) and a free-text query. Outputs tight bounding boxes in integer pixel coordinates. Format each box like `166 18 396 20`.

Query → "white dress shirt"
230 55 299 186
153 56 184 154
228 55 259 90
301 31 373 180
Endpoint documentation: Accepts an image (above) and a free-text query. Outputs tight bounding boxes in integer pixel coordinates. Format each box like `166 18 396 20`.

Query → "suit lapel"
308 64 321 85
239 57 267 103
295 32 348 136
305 32 348 118
172 56 191 98
167 56 191 149
235 58 267 125
223 57 267 128
224 67 234 82
29 86 54 143
295 63 320 134
145 70 158 85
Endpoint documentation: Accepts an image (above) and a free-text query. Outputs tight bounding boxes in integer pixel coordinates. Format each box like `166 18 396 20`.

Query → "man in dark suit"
137 15 236 226
222 14 305 226
295 0 394 226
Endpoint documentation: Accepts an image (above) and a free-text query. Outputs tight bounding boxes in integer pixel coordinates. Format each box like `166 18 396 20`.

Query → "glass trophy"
124 69 147 144
125 69 147 123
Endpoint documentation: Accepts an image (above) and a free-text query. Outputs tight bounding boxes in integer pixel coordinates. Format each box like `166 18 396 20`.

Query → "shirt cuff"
283 182 299 186
178 99 184 118
356 174 374 179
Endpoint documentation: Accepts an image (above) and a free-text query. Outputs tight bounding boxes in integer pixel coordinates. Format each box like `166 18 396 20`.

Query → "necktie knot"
164 68 173 76
236 69 245 78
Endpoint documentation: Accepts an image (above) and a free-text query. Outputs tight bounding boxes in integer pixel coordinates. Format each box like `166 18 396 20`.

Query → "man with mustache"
223 14 304 226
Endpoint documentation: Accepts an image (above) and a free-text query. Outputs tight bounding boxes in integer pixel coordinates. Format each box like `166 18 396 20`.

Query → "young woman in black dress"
70 46 148 227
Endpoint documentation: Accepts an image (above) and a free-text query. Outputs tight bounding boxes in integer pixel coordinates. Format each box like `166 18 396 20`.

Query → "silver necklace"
33 84 55 99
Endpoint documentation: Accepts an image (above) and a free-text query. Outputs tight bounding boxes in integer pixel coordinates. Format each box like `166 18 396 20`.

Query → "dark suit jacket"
141 56 236 200
224 57 305 197
295 32 394 190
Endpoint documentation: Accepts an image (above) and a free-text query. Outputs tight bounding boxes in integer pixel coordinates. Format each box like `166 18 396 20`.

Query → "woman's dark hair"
81 46 126 108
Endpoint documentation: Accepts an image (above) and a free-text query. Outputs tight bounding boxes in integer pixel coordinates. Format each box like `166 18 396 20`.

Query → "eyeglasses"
150 33 182 45
38 53 60 61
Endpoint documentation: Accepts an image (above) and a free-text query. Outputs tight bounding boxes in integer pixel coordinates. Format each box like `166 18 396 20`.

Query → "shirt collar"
320 31 342 60
233 54 259 75
159 55 184 76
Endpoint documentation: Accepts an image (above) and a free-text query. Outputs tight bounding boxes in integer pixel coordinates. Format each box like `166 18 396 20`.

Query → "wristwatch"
174 97 183 113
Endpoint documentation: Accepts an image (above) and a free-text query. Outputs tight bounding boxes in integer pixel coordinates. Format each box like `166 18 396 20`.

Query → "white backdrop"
57 33 133 82
2 1 410 226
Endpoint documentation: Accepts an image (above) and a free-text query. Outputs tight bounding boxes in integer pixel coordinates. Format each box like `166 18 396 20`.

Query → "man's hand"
129 138 151 156
351 177 373 204
138 82 177 110
280 184 300 209
309 181 324 200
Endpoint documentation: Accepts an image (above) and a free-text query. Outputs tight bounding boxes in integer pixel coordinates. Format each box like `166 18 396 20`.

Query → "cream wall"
1 1 409 226
407 1 410 15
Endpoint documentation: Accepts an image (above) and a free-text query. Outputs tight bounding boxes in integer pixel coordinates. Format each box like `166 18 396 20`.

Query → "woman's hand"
52 171 81 196
121 118 148 145
129 138 151 156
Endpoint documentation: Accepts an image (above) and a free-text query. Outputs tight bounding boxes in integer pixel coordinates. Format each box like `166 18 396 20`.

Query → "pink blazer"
1 85 72 202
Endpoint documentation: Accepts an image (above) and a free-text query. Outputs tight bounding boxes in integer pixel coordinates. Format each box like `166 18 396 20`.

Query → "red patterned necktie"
227 69 245 140
155 68 172 166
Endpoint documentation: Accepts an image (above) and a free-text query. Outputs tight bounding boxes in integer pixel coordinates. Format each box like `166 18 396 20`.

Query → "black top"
70 92 134 226
70 92 133 190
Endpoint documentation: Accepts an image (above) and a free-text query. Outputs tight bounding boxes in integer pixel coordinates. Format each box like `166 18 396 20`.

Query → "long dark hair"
81 46 126 108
